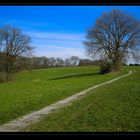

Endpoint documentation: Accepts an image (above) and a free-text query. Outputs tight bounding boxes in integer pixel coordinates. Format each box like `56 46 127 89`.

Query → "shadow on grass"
49 72 99 80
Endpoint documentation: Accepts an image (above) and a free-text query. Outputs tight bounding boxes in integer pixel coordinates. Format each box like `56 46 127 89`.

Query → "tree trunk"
5 57 14 82
112 60 122 71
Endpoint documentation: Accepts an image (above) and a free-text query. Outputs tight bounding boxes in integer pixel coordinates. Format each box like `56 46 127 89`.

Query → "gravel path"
0 70 132 132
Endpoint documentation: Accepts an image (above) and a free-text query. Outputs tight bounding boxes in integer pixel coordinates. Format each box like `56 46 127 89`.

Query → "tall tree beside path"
84 9 140 73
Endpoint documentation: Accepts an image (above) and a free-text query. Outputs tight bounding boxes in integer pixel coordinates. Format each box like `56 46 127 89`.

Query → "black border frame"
0 1 140 138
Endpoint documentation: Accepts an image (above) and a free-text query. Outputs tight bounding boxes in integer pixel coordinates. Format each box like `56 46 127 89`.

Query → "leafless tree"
64 58 71 66
48 57 56 67
55 57 64 67
0 25 33 81
69 56 80 66
64 56 80 66
42 57 49 68
84 9 140 71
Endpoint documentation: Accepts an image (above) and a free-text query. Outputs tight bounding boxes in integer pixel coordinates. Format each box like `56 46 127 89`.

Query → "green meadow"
23 66 140 132
0 66 126 125
0 66 140 132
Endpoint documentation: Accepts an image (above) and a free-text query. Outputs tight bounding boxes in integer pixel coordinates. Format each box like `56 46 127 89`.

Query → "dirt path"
0 70 132 132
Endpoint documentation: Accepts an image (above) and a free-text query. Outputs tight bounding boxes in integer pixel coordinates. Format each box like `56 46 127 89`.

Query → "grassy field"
0 66 127 125
21 66 140 132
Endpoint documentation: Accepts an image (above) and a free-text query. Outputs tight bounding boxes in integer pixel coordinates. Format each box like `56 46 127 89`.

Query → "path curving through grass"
0 70 132 132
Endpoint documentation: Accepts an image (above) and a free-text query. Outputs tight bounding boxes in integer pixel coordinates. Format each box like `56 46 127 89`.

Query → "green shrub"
100 62 112 74
0 72 7 83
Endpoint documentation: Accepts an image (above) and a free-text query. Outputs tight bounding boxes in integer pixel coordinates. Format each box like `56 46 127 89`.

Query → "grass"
22 66 140 132
0 66 127 125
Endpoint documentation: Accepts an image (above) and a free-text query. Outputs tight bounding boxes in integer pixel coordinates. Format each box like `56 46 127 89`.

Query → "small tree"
64 58 71 66
84 9 140 73
48 57 56 67
55 57 64 67
69 56 80 66
0 25 33 81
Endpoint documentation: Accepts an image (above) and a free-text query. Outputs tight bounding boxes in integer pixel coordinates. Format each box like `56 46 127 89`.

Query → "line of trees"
11 56 103 71
129 63 140 66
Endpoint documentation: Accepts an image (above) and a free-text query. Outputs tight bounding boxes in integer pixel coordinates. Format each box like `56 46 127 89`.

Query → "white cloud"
25 31 85 42
24 31 87 59
33 44 87 59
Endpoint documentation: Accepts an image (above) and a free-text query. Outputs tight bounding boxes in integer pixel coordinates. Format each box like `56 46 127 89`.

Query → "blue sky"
0 6 140 62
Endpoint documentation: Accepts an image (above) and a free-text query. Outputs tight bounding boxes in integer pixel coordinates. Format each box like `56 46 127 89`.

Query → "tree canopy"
84 9 140 72
0 25 33 81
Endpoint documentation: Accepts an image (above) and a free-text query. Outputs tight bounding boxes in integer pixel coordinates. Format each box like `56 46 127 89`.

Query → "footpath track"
0 70 132 132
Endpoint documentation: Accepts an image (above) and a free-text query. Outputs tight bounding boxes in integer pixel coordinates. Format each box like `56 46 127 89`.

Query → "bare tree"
0 25 33 81
84 9 140 71
69 56 80 66
64 56 80 66
42 57 49 68
55 57 64 67
48 57 56 67
64 58 71 66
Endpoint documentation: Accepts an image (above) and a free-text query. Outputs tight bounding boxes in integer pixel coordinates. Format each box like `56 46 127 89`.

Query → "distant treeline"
14 56 104 71
129 63 140 66
0 54 103 72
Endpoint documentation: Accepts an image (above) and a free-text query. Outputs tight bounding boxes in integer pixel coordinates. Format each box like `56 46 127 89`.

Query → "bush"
0 72 7 83
100 62 112 74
